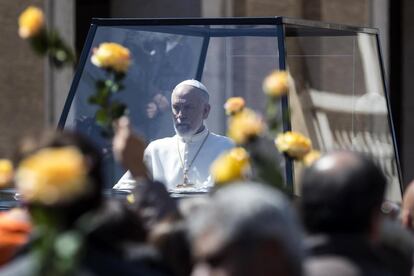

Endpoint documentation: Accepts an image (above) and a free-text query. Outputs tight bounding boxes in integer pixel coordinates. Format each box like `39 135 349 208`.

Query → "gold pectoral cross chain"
177 131 209 187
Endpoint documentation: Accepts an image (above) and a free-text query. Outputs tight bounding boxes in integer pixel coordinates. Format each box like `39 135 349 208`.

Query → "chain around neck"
177 130 210 184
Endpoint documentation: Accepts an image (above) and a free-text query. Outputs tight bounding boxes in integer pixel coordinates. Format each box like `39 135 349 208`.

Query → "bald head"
188 182 303 276
312 151 364 174
300 151 386 235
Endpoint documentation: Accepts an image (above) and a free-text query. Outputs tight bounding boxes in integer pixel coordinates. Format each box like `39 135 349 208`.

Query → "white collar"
176 127 209 143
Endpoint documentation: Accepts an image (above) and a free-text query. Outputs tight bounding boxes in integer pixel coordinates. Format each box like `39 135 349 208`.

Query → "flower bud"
18 6 44 39
91 42 131 73
275 131 312 159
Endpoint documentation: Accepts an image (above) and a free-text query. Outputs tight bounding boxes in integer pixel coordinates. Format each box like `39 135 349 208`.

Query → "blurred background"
1 0 412 184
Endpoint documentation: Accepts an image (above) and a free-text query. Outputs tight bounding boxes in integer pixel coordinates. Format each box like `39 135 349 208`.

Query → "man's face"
171 85 210 137
192 231 294 276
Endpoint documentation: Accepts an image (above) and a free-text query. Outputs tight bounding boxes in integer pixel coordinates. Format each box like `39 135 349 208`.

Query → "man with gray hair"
188 182 304 276
114 79 233 191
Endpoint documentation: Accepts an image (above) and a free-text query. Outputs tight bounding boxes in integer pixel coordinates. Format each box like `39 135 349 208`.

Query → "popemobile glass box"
52 17 401 203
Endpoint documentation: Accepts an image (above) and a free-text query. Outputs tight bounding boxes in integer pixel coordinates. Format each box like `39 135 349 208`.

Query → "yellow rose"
227 108 265 144
275 131 312 159
91 42 131 73
0 159 13 188
263 70 290 97
15 147 89 205
18 6 44 39
211 147 250 185
224 97 245 116
303 150 321 166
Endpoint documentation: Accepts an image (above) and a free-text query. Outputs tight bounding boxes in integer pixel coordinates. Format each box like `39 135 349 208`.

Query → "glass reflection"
65 26 204 186
287 31 400 201
60 21 398 200
63 24 283 188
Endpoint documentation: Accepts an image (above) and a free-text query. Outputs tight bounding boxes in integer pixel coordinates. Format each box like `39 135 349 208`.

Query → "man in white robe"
114 80 234 191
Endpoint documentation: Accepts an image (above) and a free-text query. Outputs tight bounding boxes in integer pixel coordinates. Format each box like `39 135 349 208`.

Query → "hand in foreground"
113 117 147 178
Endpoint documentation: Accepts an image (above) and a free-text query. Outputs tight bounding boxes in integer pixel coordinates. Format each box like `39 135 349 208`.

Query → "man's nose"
176 109 186 118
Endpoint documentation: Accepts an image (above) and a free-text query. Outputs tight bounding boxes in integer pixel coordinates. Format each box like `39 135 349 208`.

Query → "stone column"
45 0 75 126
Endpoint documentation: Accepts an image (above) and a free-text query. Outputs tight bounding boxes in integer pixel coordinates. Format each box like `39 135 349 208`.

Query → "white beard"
174 125 197 139
174 121 204 139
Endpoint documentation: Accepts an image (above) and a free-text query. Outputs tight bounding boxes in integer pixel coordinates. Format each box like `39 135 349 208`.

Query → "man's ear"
203 104 211 119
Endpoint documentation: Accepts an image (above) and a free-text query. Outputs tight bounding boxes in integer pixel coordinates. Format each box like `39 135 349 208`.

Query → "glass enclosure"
58 18 401 202
285 26 400 201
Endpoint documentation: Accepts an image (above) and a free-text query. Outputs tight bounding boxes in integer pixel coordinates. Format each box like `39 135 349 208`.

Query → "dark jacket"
0 201 172 276
304 234 397 276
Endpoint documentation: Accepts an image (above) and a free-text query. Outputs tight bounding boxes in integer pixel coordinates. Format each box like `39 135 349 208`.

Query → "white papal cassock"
113 127 234 191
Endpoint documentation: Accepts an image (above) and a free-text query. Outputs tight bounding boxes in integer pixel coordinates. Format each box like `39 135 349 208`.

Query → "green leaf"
105 79 114 88
55 50 67 61
244 136 289 194
114 72 125 82
96 109 110 127
88 95 98 104
29 29 48 55
54 231 82 259
47 29 59 45
89 83 110 106
110 83 120 93
97 87 110 101
110 102 127 119
95 80 106 90
88 93 107 106
46 30 76 68
266 99 280 132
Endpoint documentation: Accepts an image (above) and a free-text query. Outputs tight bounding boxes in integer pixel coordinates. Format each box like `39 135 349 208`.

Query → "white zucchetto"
173 79 209 95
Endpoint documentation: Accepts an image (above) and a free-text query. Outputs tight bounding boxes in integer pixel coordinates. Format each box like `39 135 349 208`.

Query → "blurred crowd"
0 120 413 276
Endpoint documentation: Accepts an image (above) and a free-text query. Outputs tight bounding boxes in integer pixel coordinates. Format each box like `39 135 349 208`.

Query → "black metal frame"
87 17 378 34
195 27 210 81
376 34 404 194
277 24 294 191
57 17 401 196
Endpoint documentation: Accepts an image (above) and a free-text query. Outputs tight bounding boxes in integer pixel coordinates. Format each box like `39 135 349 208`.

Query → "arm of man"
113 117 179 227
113 117 148 179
